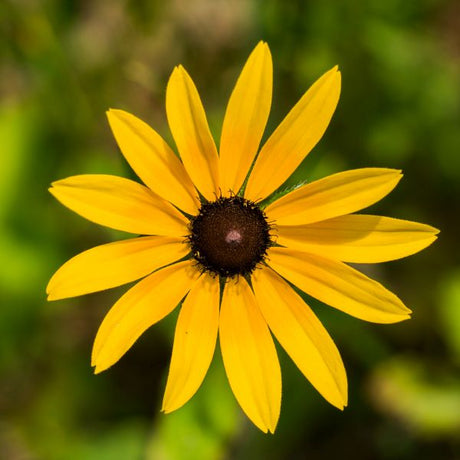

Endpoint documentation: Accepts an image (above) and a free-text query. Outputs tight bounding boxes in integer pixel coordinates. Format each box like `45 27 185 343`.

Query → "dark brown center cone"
188 196 272 277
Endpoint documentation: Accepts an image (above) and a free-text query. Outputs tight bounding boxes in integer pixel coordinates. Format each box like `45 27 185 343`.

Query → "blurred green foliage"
1 0 459 458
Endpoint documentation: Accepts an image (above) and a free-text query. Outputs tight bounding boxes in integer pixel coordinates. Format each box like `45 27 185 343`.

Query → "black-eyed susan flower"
47 42 438 433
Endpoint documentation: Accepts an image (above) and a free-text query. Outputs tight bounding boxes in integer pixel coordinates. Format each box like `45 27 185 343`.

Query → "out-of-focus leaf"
68 422 148 460
368 357 460 439
438 270 460 362
145 356 239 460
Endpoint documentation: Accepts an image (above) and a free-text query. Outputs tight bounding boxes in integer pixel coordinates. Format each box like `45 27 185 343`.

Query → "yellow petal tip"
93 365 105 375
106 108 132 121
398 313 412 323
386 169 403 185
329 393 348 411
264 419 278 435
46 283 63 301
160 405 171 414
256 40 269 50
49 180 64 190
169 65 186 83
91 352 105 372
161 398 183 414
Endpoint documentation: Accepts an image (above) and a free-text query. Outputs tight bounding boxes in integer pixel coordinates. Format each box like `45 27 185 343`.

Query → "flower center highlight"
188 196 272 277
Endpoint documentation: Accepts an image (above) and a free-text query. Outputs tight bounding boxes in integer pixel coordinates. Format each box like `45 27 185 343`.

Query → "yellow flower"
47 42 438 433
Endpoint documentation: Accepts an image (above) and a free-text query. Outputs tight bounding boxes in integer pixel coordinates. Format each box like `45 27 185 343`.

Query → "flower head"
47 42 438 433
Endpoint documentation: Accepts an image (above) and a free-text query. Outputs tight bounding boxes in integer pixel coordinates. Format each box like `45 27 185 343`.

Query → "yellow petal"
219 277 281 433
268 247 411 324
49 174 188 236
166 65 219 200
92 260 200 373
277 215 439 263
266 168 402 226
107 109 200 215
245 66 341 201
219 42 272 196
162 274 219 413
47 236 189 301
252 266 347 409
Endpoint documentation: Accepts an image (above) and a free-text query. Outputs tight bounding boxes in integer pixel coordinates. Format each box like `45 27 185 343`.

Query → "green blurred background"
1 0 459 458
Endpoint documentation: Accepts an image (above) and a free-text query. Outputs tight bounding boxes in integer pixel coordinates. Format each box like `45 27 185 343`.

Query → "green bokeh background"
1 0 459 458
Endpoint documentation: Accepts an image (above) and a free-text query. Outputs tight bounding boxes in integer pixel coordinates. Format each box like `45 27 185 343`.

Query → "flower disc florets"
188 196 272 278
